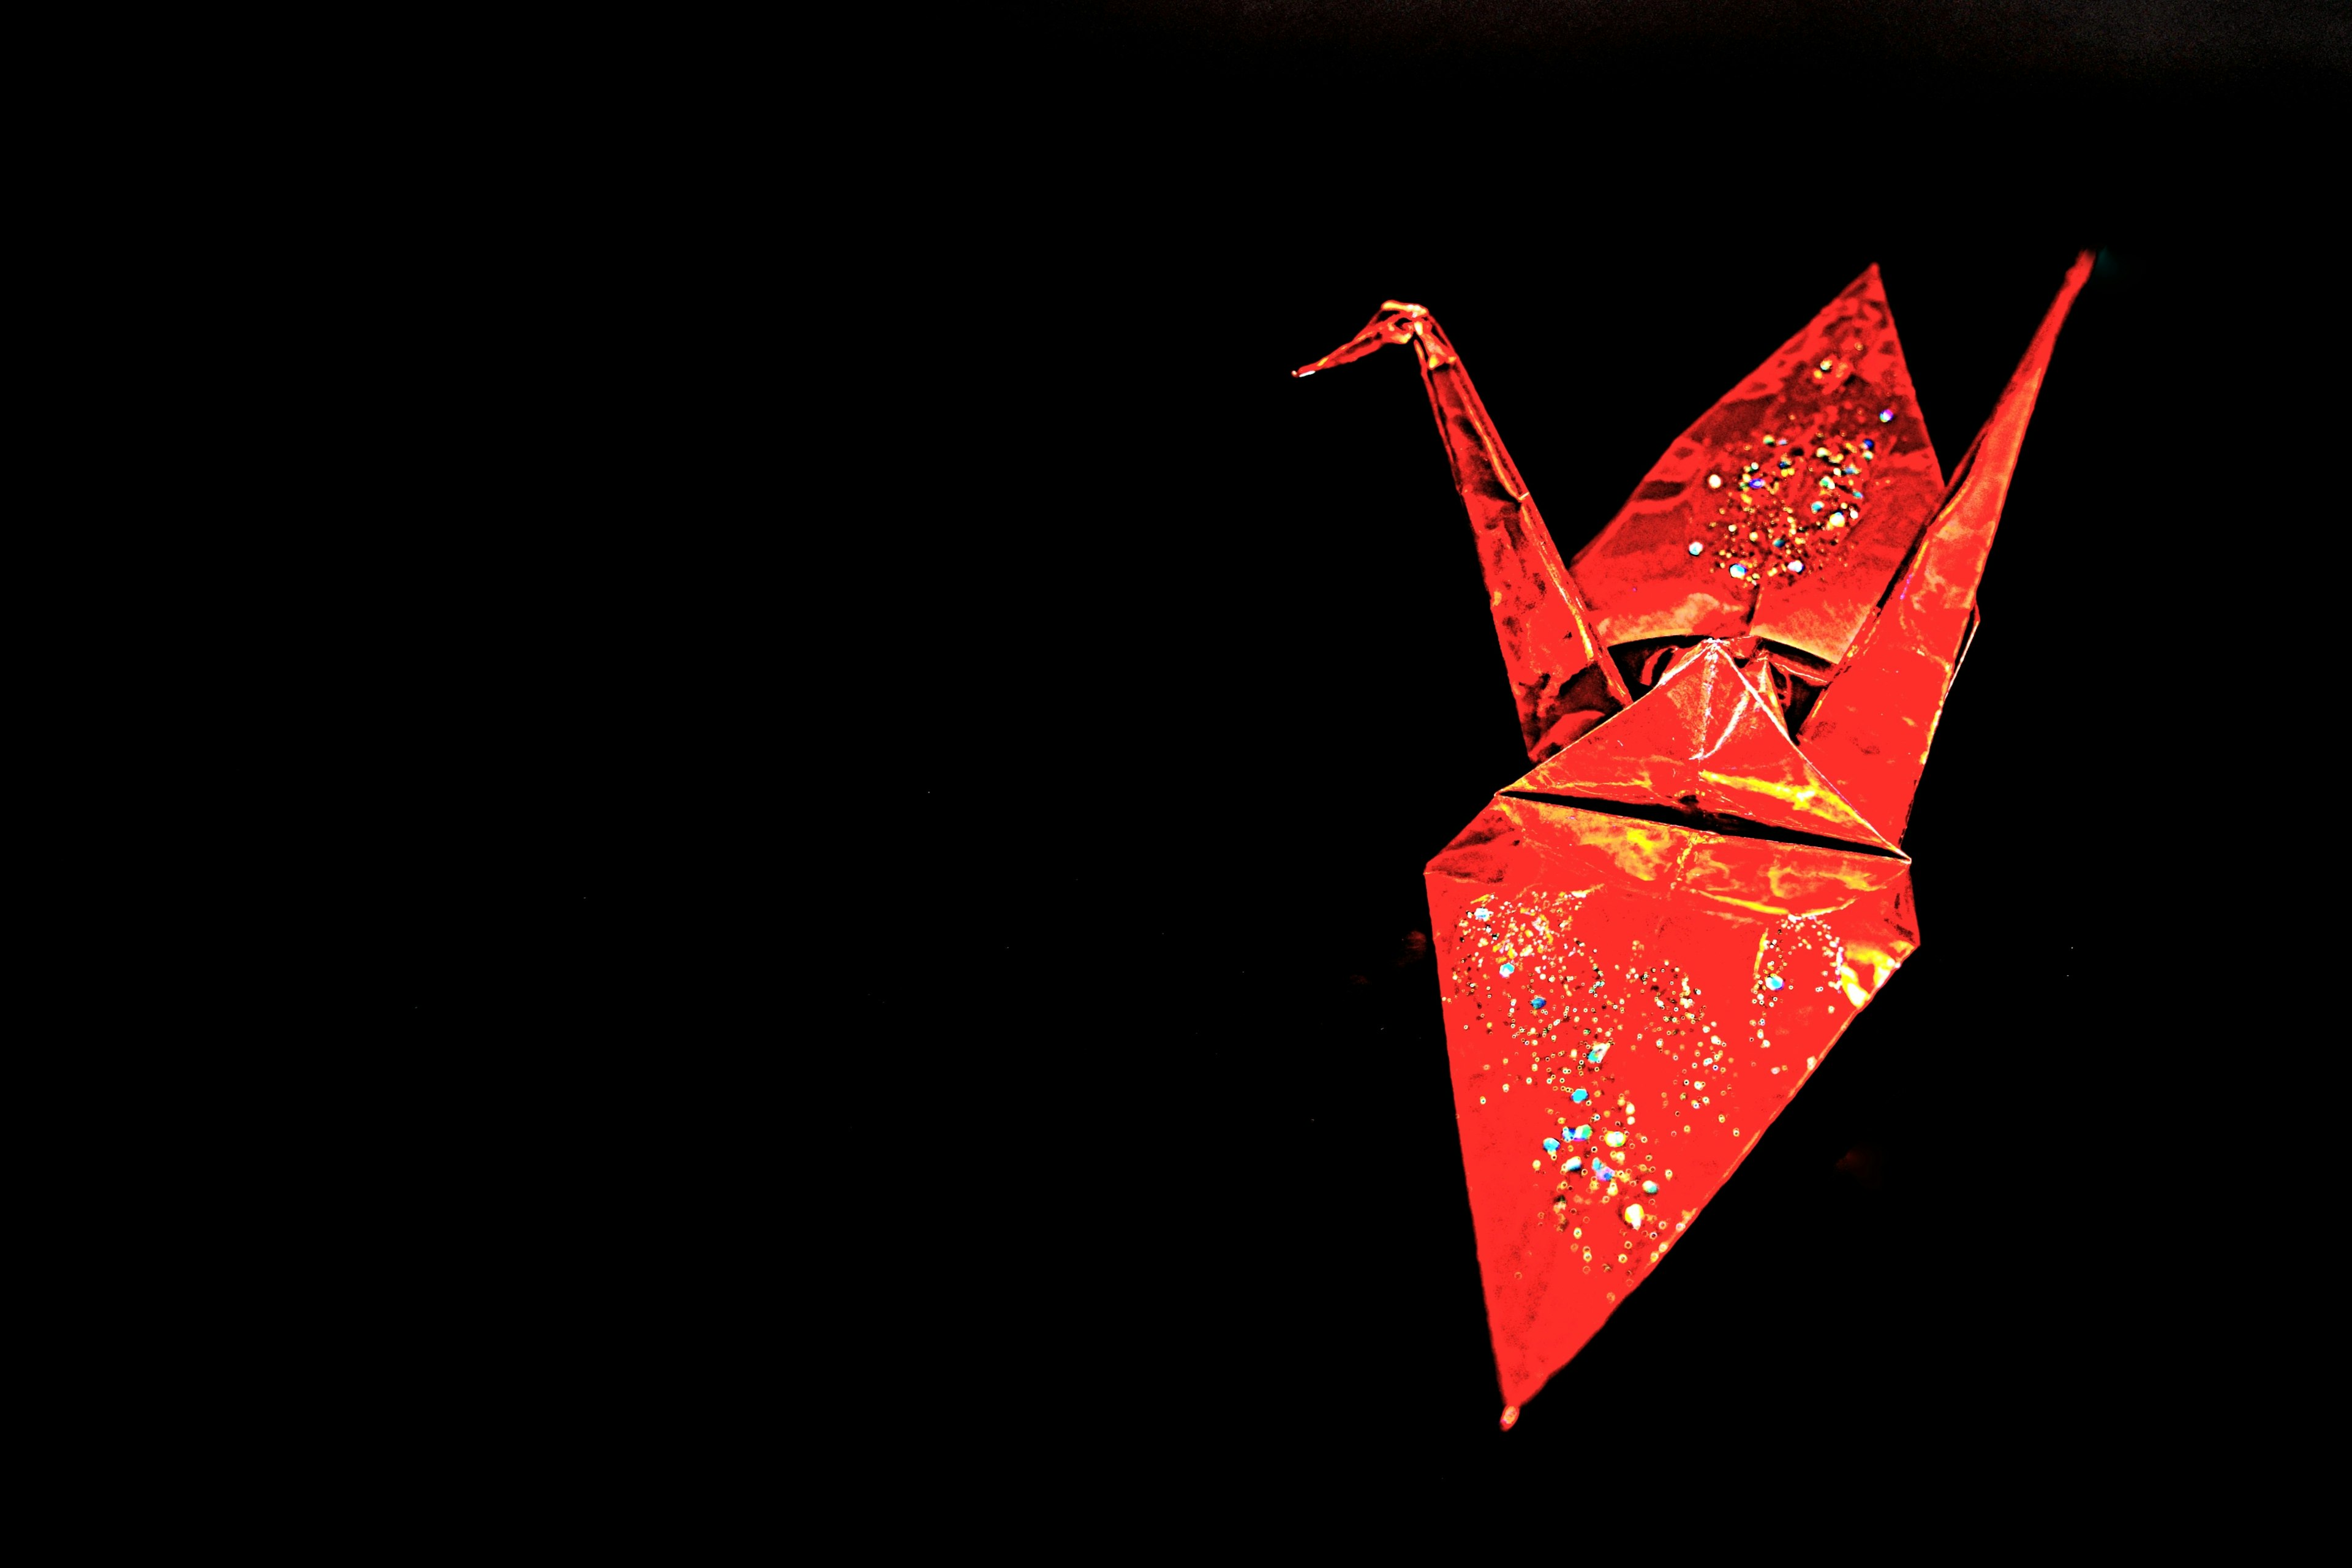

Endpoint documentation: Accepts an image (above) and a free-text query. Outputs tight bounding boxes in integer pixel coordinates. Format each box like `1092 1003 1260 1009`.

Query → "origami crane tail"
1295 303 1633 758
1798 251 2095 841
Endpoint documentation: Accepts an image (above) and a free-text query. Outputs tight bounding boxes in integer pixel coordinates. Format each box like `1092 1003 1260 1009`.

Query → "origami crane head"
1295 254 2091 1426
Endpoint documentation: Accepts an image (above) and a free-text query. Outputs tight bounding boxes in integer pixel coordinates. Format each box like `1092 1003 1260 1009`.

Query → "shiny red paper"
1297 254 2092 1427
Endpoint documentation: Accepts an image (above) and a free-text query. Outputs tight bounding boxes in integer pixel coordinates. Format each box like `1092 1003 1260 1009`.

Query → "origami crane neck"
1295 303 1634 758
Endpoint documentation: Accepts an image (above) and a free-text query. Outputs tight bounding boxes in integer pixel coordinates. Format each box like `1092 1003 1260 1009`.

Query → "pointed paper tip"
1827 261 1887 307
1500 1404 1520 1431
2041 251 2095 328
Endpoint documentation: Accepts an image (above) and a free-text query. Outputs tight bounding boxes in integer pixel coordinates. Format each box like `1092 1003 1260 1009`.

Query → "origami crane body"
1295 255 2092 1428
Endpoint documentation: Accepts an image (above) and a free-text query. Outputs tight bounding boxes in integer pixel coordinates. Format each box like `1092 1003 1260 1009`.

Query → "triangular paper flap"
1799 252 2094 843
1502 642 1898 853
1568 265 1946 666
1423 794 1918 1419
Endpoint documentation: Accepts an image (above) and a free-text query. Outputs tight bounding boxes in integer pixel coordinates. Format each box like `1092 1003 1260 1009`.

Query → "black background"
809 1 2340 1486
372 1 2337 1496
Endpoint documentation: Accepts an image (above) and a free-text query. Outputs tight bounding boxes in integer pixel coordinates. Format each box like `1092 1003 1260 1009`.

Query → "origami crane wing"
1296 254 2092 1427
1567 265 1951 671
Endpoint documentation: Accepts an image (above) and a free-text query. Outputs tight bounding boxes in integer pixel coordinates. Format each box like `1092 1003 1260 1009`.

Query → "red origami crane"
1295 254 2093 1428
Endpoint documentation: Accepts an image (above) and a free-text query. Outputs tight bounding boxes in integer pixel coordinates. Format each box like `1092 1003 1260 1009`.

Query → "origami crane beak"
1292 301 1447 377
